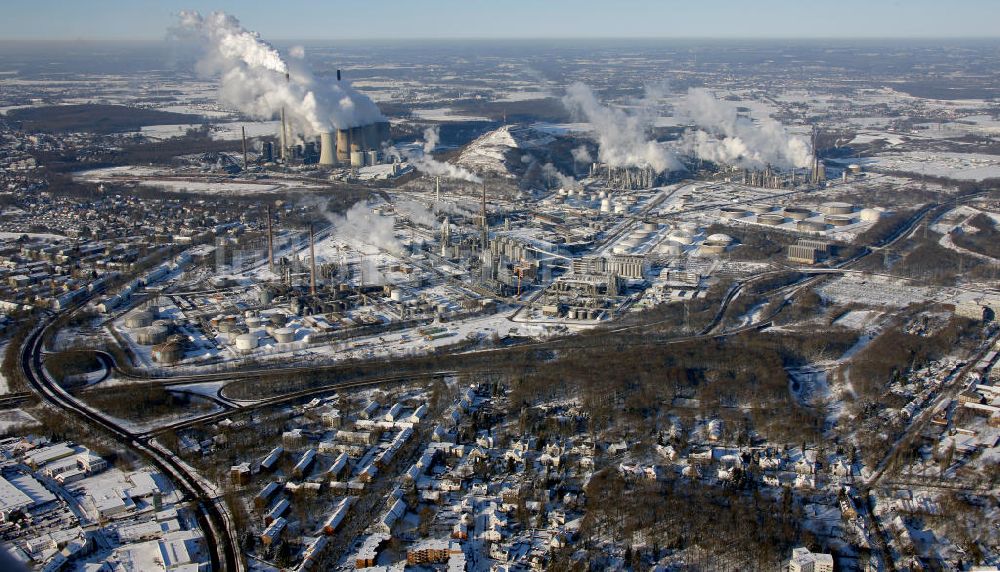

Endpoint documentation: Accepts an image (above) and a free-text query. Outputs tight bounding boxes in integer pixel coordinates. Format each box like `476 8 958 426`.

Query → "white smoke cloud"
562 82 683 173
395 199 439 228
571 145 592 164
422 126 440 154
678 88 812 169
384 130 481 183
316 201 402 254
174 11 384 136
540 162 579 190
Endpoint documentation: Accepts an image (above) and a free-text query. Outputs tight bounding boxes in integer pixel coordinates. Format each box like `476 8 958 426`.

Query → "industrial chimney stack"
309 224 317 296
266 205 274 272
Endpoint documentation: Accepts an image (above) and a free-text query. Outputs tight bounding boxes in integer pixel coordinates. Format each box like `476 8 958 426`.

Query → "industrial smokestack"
266 204 274 272
280 107 287 161
336 69 341 81
309 224 317 296
319 131 335 166
241 126 248 170
481 182 488 250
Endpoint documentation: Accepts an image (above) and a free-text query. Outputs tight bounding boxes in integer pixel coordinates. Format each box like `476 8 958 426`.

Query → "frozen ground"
0 409 38 433
872 152 1000 181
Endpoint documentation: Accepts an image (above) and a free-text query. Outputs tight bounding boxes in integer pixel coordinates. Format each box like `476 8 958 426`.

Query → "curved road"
19 314 244 572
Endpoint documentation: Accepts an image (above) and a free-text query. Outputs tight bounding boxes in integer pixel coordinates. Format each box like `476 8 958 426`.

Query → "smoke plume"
316 201 402 254
679 88 812 169
562 82 683 173
422 126 440 154
174 11 384 136
395 199 439 228
571 145 592 165
384 128 481 183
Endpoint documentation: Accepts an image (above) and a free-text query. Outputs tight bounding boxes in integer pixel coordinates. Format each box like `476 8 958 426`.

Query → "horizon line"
1 35 999 43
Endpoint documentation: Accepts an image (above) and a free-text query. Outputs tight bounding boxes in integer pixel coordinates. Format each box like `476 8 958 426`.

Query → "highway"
18 313 245 572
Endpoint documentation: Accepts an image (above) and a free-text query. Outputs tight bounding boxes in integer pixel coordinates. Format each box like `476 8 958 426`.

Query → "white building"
787 546 834 572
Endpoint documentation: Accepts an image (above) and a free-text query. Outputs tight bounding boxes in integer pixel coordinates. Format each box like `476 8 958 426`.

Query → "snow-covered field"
0 409 39 433
872 152 1000 181
412 107 490 122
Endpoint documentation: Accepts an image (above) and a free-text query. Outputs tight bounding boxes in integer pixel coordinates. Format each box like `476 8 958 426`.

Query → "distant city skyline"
1 0 999 41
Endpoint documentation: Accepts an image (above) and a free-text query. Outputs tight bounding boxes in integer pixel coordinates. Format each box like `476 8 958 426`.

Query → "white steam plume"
679 88 812 169
422 126 440 154
174 11 384 136
540 162 579 190
571 145 592 164
384 128 481 183
562 82 683 173
395 199 439 228
315 201 402 255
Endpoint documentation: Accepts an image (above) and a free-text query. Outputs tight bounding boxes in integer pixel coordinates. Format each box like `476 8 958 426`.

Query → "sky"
1 0 999 41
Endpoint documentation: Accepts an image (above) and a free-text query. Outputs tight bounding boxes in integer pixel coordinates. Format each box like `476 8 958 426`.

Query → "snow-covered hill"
455 125 555 178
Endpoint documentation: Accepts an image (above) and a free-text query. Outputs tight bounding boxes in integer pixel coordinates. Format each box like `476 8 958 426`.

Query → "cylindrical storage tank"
820 201 854 215
657 242 683 256
274 327 296 344
699 243 727 255
757 213 786 226
612 245 630 255
642 221 658 232
350 151 365 167
705 233 734 247
336 129 351 164
135 324 169 345
151 341 183 364
614 203 627 214
797 220 827 232
319 132 335 166
860 208 882 222
390 289 403 302
719 206 748 219
748 204 774 214
783 206 812 220
125 311 153 329
668 231 694 245
365 150 379 166
600 198 612 213
825 214 854 227
269 313 287 327
246 317 264 330
235 333 257 352
848 164 862 175
218 319 238 334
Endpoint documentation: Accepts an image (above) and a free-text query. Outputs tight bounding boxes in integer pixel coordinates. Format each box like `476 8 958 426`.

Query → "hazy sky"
2 0 999 41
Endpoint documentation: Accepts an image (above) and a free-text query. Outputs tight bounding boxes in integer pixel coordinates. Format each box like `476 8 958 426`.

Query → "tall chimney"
435 176 440 203
309 224 317 296
266 204 274 272
336 69 341 81
280 107 287 161
480 182 488 250
241 126 248 170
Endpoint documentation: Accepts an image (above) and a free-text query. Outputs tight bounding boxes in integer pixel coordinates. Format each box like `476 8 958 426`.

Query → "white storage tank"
860 208 882 222
273 327 296 344
235 333 257 352
125 311 154 329
135 324 169 345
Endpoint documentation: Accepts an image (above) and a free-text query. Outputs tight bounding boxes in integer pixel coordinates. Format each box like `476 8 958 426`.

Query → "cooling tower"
362 123 379 150
336 129 351 164
319 131 336 166
349 126 364 152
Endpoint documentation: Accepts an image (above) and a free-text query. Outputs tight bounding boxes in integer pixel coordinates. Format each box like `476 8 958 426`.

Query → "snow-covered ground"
0 409 38 433
872 152 1000 181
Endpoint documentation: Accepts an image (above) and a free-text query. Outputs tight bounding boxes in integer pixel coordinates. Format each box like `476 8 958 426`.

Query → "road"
19 313 245 572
